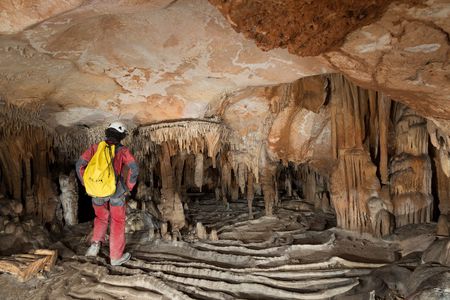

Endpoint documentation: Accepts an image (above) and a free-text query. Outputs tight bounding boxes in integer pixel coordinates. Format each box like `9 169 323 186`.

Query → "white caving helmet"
107 121 128 134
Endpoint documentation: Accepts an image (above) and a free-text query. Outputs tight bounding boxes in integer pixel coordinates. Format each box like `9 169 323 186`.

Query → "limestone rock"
195 222 207 240
326 1 450 120
209 229 219 241
209 0 393 56
0 0 83 34
213 0 450 122
407 265 450 299
436 215 449 237
372 265 412 297
0 0 330 128
422 239 450 267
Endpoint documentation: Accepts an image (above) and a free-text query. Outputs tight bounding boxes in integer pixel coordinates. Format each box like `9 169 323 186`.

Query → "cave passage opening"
0 73 447 254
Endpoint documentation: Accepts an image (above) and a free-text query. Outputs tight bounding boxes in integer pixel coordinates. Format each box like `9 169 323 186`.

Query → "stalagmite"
194 153 204 191
231 177 239 202
261 163 277 216
428 120 450 236
247 171 255 219
215 187 221 202
285 174 292 198
434 153 450 236
368 197 395 238
174 151 187 191
58 171 78 226
209 229 219 241
195 222 207 240
160 222 171 241
390 104 432 227
220 154 232 205
158 142 186 233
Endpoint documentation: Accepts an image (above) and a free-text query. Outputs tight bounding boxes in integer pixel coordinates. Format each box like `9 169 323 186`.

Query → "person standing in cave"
75 122 139 266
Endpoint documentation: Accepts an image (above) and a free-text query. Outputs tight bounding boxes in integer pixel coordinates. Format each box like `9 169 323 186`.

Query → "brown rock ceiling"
208 0 398 56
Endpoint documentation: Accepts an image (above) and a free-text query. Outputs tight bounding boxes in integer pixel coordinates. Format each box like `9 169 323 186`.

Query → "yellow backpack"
83 141 116 197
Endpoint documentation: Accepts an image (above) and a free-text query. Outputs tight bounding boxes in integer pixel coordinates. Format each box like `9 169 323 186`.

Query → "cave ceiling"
0 0 331 128
211 0 450 121
0 0 448 129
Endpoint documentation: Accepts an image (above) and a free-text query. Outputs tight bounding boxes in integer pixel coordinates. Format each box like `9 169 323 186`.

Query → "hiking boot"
111 252 131 266
85 242 101 257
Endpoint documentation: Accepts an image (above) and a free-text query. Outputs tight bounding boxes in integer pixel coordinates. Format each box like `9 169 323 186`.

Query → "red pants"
92 202 126 260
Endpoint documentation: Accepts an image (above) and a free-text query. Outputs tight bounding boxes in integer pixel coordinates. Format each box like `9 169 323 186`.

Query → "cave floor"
0 196 448 299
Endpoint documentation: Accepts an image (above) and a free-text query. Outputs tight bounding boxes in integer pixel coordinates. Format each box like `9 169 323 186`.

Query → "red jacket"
76 142 139 193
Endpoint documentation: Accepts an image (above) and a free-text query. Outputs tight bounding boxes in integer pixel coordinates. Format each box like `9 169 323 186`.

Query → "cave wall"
0 103 57 224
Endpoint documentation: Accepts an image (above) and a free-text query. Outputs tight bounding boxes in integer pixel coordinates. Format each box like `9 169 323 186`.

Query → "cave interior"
0 0 449 299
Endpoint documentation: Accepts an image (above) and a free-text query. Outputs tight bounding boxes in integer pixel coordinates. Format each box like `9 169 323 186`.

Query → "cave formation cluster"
1 74 448 241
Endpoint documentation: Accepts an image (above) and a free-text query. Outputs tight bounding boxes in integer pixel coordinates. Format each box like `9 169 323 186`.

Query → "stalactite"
368 90 379 161
137 118 228 160
329 74 385 234
0 103 55 224
183 154 195 190
230 175 239 202
261 163 277 216
331 150 380 232
390 104 432 227
237 163 247 194
297 165 330 212
378 94 391 185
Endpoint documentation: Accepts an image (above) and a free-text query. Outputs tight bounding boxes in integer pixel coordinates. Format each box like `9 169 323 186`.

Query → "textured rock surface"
209 0 395 56
326 0 450 119
422 238 450 267
0 0 84 34
211 0 450 121
0 0 330 128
